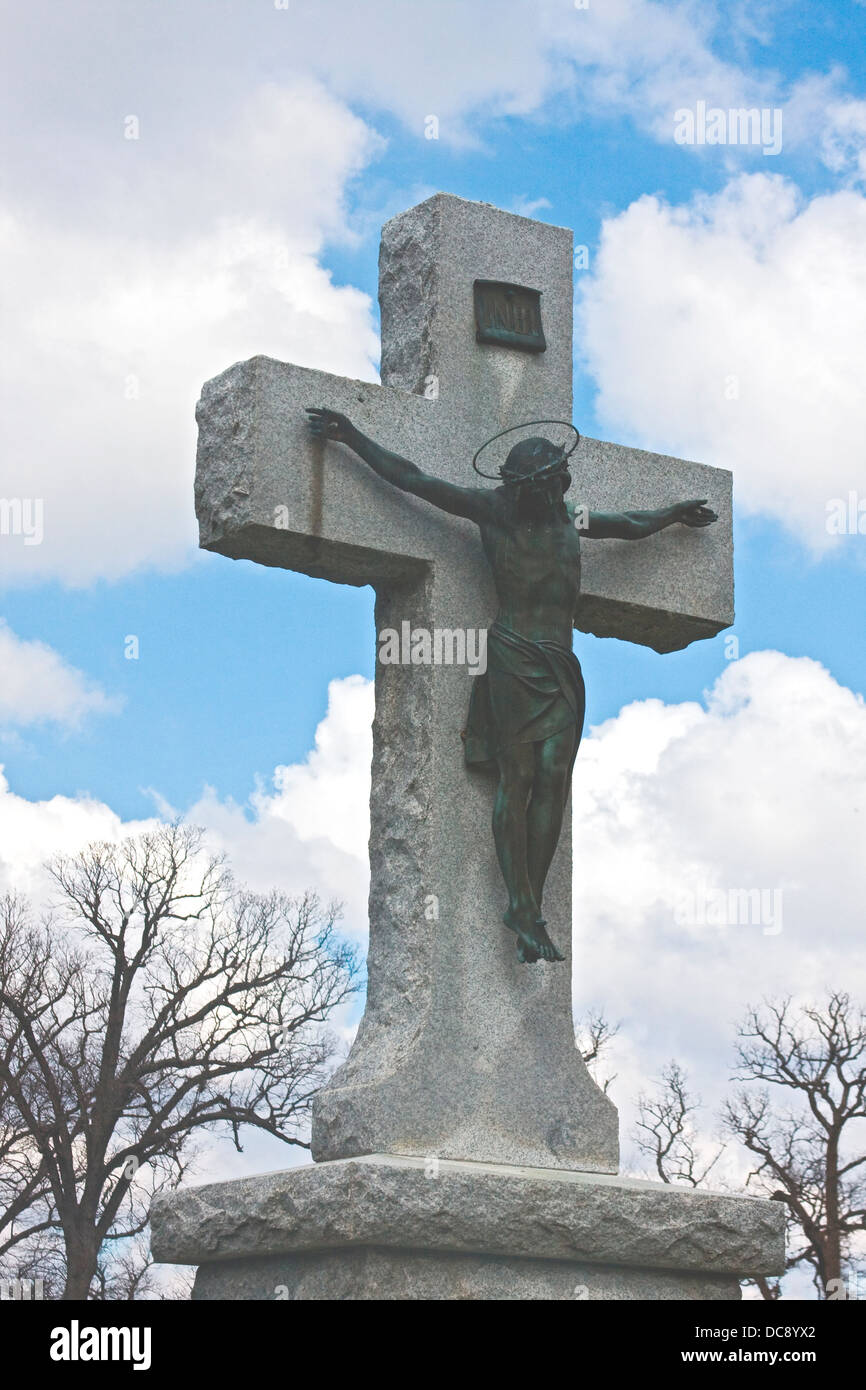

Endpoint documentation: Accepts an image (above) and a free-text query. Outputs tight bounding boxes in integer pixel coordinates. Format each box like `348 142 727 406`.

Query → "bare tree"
0 893 71 1297
0 824 358 1299
575 1009 619 1094
632 995 866 1299
724 992 866 1299
90 1231 194 1301
632 1060 780 1299
633 1061 724 1187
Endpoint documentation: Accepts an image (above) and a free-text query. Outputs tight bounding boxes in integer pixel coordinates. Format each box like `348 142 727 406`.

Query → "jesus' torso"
479 493 581 648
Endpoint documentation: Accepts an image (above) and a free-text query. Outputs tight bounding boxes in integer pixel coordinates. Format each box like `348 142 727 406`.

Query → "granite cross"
194 193 733 1173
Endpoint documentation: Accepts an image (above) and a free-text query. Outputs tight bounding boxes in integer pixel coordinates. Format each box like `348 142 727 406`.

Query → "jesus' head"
500 436 571 520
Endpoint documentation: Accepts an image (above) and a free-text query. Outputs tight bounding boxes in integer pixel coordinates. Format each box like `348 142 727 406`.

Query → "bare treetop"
0 823 358 1299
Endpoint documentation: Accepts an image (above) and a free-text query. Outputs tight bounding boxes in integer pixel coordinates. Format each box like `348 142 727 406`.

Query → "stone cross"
195 193 733 1174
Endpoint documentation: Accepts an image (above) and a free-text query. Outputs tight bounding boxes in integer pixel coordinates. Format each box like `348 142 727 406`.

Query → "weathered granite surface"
191 1249 742 1302
152 1154 785 1277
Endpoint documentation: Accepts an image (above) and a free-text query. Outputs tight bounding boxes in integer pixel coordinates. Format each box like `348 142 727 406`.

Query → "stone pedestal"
150 1154 785 1301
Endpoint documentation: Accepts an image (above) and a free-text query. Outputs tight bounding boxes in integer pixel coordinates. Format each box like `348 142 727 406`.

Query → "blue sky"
2 0 866 1219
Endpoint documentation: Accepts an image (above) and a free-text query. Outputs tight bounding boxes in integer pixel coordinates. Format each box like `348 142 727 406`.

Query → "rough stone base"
152 1153 784 1302
192 1247 741 1301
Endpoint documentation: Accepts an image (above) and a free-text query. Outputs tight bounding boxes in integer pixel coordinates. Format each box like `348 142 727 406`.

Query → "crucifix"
304 414 716 969
195 193 733 1174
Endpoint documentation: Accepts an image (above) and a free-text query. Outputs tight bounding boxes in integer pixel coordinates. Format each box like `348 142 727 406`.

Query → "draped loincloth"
463 621 586 771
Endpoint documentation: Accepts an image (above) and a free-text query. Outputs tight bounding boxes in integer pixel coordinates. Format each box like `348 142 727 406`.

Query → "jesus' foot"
503 908 564 964
517 938 540 964
530 918 565 963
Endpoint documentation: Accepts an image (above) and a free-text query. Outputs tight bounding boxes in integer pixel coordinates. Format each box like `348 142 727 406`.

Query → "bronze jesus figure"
306 408 717 966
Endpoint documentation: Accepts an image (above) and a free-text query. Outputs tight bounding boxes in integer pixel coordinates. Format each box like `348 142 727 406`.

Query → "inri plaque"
473 279 546 354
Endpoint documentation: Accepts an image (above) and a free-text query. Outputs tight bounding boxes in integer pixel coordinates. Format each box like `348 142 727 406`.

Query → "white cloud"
822 98 866 186
0 674 372 939
0 80 382 587
577 172 866 546
185 676 373 942
280 0 777 146
510 195 553 219
0 621 118 729
0 769 156 902
781 71 866 188
572 650 866 1162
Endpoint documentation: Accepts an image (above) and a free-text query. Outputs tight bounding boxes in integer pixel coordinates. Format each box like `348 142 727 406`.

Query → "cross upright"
195 193 733 1175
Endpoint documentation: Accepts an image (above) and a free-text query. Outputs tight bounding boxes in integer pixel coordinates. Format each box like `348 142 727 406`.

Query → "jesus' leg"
493 743 564 964
518 726 578 963
526 725 578 916
493 744 536 951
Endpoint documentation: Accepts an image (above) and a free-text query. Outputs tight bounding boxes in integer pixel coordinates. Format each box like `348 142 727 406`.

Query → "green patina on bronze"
306 408 718 966
473 280 547 353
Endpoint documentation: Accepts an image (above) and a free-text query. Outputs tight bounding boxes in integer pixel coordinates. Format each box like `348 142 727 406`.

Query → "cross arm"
574 436 733 654
194 355 485 591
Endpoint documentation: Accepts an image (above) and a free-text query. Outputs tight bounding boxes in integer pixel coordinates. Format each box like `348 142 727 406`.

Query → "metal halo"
471 419 581 480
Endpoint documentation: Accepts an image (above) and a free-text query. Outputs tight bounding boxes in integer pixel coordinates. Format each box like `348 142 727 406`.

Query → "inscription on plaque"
474 279 546 354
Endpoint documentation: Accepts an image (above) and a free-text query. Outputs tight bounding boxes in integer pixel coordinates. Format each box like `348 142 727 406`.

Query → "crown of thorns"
471 420 581 483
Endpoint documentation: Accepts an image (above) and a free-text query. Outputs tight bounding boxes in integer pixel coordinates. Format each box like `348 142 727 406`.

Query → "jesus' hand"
672 499 718 528
306 407 354 445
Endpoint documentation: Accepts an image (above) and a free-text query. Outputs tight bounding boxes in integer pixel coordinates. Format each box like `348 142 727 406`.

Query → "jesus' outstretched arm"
586 500 718 539
306 407 494 524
